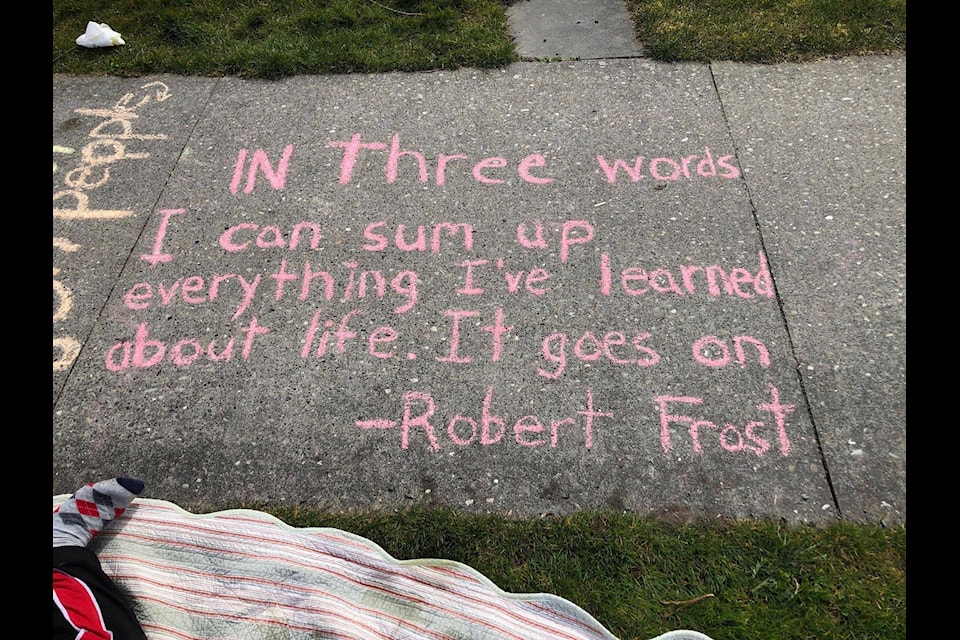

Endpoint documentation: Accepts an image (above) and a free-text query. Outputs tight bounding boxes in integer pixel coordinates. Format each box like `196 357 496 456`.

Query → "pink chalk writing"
362 221 473 254
692 335 771 368
55 85 802 465
356 387 611 451
141 209 185 266
436 310 477 363
300 308 400 359
217 137 745 188
596 147 740 182
455 259 550 296
539 330 660 380
219 221 322 253
599 251 774 299
123 260 420 319
229 145 294 194
656 383 795 457
515 221 593 262
328 134 553 185
104 318 269 371
436 308 513 363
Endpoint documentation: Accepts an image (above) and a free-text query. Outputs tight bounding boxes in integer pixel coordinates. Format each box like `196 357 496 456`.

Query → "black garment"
53 545 147 640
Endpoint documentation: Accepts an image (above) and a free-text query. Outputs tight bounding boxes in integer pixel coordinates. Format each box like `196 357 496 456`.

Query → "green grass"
256 505 905 640
52 0 906 77
628 0 907 63
53 0 518 78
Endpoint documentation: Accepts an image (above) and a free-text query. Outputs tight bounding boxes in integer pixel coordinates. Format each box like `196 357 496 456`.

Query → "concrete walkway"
508 0 644 59
53 0 905 526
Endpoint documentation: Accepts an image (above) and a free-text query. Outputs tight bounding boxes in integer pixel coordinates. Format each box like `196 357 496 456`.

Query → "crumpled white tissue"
76 21 125 48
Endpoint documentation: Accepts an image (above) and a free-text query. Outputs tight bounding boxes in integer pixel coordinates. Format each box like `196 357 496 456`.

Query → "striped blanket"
53 496 713 640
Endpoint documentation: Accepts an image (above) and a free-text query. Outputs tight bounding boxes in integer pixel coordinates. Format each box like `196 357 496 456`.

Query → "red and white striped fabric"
52 496 714 640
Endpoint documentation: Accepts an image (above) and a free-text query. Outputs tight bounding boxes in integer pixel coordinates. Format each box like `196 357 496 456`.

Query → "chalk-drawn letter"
230 145 294 193
142 209 185 265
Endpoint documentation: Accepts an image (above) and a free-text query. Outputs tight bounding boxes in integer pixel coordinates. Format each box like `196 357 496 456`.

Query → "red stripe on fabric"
94 502 611 640
106 515 581 640
52 569 113 640
101 555 454 640
107 517 505 608
105 528 562 640
106 589 387 639
139 619 358 640
525 599 611 635
106 551 533 640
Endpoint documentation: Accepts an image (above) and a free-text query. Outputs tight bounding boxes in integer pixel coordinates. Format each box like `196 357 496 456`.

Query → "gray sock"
53 477 144 548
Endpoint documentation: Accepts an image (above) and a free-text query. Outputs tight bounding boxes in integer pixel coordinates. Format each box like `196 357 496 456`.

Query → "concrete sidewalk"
52 2 905 526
